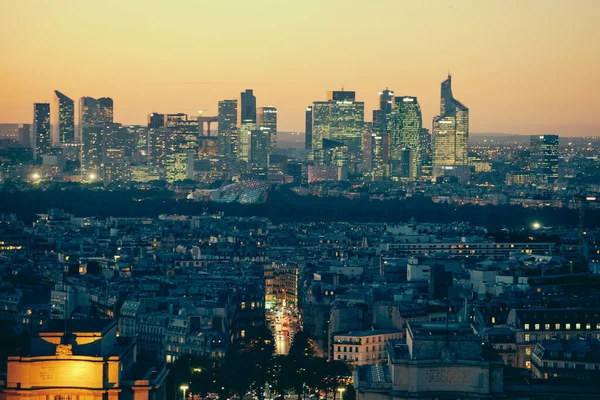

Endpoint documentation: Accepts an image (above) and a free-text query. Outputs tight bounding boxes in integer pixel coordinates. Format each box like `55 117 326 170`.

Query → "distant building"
532 339 600 381
3 319 168 400
218 100 238 156
53 90 75 144
240 89 257 124
387 96 422 180
372 89 394 133
249 128 270 179
147 112 166 129
305 106 313 150
432 75 469 181
311 90 364 152
32 103 51 160
257 106 277 150
530 134 559 185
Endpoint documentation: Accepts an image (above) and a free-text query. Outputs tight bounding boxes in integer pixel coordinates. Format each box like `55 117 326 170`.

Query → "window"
525 334 530 342
524 324 530 330
526 348 531 356
525 361 531 369
535 324 540 330
556 324 561 330
576 323 581 330
355 347 359 353
349 347 353 353
586 323 591 330
545 324 550 330
337 346 341 352
566 324 571 330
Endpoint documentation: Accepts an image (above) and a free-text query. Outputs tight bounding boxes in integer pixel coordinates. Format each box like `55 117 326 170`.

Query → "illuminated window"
545 324 550 330
587 324 591 330
492 317 496 324
535 324 540 330
576 323 581 330
525 361 531 369
556 324 561 330
566 324 571 330
525 334 530 342
524 324 530 330
526 348 531 355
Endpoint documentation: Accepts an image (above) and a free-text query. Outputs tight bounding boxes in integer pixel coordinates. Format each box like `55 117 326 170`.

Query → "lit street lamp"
181 384 189 399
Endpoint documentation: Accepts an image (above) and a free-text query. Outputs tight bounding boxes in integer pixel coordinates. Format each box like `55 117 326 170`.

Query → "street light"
180 384 189 399
337 387 346 400
531 222 541 230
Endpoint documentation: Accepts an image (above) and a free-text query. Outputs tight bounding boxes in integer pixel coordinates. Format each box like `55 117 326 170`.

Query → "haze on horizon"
1 0 598 137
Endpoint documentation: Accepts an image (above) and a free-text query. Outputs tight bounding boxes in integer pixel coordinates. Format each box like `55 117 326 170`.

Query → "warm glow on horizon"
1 0 599 136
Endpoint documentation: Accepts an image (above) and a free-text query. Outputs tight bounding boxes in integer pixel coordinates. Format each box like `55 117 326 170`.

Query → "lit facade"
218 100 238 156
432 75 469 179
33 103 51 160
373 89 394 133
387 96 422 180
530 134 559 185
257 106 277 150
311 91 364 152
53 90 75 145
333 329 402 365
2 319 168 400
249 128 270 179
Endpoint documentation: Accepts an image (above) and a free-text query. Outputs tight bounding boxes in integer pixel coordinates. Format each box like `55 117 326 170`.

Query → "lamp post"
337 387 346 400
180 384 189 400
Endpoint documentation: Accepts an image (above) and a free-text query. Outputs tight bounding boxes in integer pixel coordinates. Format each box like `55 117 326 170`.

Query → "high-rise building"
364 132 390 181
419 128 432 177
148 113 166 129
432 75 469 180
218 100 238 157
305 106 313 150
530 134 559 185
147 128 172 177
79 97 113 127
373 89 394 132
238 122 256 164
311 90 364 152
32 103 51 160
387 96 422 180
249 128 270 179
240 89 256 124
257 106 277 149
52 91 75 145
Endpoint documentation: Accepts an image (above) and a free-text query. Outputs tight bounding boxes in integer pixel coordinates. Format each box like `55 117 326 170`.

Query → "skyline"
1 0 599 136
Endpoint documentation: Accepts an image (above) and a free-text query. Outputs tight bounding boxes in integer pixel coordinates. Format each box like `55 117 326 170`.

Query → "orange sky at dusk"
1 0 598 136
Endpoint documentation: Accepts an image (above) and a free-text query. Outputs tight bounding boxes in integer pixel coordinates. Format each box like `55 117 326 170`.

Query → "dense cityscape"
1 1 600 400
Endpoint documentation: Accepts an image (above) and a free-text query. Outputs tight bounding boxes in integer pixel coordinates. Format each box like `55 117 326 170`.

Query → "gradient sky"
1 0 598 136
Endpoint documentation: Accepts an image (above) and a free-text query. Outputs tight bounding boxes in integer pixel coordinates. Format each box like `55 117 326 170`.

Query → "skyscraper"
249 128 270 179
257 106 277 150
311 90 364 152
373 89 394 133
79 97 113 127
305 106 313 150
218 100 238 157
240 89 256 124
53 90 75 144
432 75 469 180
387 96 422 180
32 103 51 160
148 113 166 129
530 134 559 185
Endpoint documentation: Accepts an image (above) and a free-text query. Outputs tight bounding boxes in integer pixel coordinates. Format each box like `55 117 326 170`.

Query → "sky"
0 0 599 136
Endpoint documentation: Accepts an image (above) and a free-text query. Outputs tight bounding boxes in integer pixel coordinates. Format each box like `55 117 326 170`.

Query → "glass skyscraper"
311 90 364 152
53 90 75 144
218 100 238 157
530 134 559 185
305 106 313 150
240 89 256 124
432 75 469 179
373 89 394 133
387 96 422 180
257 106 277 150
33 103 51 160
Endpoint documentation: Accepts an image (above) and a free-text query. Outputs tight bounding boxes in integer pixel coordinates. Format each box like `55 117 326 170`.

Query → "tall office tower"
309 139 350 183
432 75 469 180
166 113 200 152
419 128 432 177
79 97 113 127
147 128 172 177
311 90 364 152
52 91 75 144
18 124 31 147
257 106 278 149
249 128 270 179
81 123 123 178
387 96 422 180
530 134 559 185
238 122 256 163
365 132 390 181
218 100 238 157
373 89 394 132
148 113 166 129
240 89 257 124
305 106 313 150
32 103 51 160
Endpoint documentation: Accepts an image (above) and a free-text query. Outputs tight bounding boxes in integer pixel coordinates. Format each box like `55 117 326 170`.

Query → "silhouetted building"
373 89 394 132
240 89 256 124
148 112 166 129
305 106 313 150
218 100 238 156
33 103 51 160
530 134 559 185
53 90 75 144
257 106 277 150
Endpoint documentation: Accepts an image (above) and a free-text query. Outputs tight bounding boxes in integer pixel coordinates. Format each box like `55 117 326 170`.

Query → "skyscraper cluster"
305 75 470 183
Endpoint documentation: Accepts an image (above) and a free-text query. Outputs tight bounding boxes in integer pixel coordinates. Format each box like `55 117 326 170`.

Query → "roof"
43 319 115 335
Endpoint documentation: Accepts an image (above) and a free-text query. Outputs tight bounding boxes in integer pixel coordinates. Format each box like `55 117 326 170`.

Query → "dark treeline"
0 186 596 230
